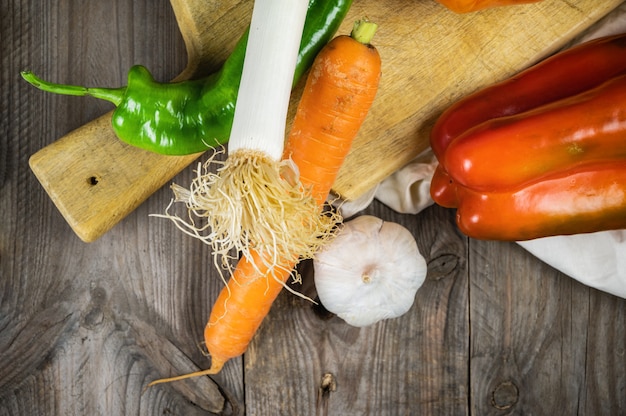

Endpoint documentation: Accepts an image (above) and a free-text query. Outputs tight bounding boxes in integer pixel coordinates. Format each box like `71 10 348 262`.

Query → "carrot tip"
146 357 225 388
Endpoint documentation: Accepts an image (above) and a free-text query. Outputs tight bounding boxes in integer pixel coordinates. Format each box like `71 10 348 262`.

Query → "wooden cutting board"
29 0 622 242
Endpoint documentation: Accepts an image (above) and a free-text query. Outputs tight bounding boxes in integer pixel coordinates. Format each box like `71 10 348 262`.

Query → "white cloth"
338 6 626 298
334 148 437 218
518 232 626 298
334 148 437 219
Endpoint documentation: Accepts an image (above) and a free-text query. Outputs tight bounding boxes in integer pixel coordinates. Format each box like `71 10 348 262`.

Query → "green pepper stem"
351 19 378 45
20 71 126 106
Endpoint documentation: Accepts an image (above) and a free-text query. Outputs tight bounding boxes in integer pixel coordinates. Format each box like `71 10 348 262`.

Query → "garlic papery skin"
313 215 427 327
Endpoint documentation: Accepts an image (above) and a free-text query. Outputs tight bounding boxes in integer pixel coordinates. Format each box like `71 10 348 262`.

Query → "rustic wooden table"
2 1 625 415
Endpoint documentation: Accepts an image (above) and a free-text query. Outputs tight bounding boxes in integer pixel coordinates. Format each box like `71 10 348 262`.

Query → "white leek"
165 0 337 275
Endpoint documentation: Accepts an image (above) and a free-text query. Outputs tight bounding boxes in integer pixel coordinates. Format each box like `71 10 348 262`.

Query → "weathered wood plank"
469 239 626 415
3 1 626 415
244 204 470 415
1 0 242 414
582 293 626 414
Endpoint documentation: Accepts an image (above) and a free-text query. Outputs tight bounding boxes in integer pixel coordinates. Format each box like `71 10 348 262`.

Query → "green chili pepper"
21 0 353 155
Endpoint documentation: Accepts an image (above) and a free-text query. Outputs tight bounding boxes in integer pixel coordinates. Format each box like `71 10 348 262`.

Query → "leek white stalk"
164 0 337 275
229 0 305 158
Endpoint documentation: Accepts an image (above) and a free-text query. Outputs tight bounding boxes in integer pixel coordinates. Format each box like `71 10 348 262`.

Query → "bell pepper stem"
20 71 125 106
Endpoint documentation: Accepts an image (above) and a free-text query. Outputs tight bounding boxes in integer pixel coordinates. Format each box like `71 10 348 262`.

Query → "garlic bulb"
313 215 427 327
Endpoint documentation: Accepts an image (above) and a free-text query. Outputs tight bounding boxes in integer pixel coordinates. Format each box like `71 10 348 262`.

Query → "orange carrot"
204 252 296 372
284 21 382 204
148 19 381 386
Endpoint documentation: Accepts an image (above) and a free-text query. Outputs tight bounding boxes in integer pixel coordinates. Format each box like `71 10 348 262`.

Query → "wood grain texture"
244 204 470 415
2 1 626 415
469 240 626 415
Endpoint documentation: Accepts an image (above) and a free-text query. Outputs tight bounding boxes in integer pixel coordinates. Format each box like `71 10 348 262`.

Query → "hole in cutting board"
87 176 100 186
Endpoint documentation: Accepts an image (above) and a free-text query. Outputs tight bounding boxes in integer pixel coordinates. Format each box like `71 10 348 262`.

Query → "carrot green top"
351 19 378 45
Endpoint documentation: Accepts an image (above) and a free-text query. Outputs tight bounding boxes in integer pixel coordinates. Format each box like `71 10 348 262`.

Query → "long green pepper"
21 0 353 155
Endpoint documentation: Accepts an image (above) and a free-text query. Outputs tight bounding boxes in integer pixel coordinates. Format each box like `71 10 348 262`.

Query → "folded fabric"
375 149 437 215
334 148 437 218
518 232 626 298
336 7 626 298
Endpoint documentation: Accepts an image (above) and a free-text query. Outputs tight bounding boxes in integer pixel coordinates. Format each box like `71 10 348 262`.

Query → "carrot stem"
350 19 378 45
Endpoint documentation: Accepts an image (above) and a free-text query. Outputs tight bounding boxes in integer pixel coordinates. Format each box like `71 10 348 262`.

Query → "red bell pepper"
455 162 626 241
443 73 626 192
431 33 626 160
430 33 626 240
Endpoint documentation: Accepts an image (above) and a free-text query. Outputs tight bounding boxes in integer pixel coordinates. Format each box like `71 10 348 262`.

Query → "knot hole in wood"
82 285 107 329
87 175 100 186
427 253 459 281
316 372 337 415
319 372 337 396
491 380 519 410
